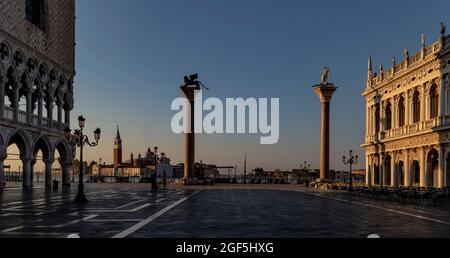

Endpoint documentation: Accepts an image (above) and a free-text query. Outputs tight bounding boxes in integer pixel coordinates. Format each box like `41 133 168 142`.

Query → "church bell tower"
114 125 123 168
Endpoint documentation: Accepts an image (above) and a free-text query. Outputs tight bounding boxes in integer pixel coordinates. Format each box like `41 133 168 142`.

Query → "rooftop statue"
441 22 446 37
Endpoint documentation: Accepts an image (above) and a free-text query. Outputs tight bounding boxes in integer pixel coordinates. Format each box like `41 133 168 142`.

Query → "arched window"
413 91 420 123
430 84 439 119
385 102 392 130
26 0 47 31
398 96 405 127
375 104 380 133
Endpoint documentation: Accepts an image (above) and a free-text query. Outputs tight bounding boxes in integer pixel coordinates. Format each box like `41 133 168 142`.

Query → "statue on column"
320 67 330 84
404 47 409 59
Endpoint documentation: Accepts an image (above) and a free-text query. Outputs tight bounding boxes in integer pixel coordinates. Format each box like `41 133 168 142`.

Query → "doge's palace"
0 0 75 189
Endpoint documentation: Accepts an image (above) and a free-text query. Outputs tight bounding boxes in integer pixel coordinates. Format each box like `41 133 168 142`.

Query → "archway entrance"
5 132 30 188
33 137 52 188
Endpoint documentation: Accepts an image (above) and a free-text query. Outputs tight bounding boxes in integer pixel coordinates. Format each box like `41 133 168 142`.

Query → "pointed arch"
54 139 71 165
5 129 31 159
32 135 52 161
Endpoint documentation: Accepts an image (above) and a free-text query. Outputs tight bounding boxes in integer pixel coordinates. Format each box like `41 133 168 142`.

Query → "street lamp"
342 150 358 190
64 116 101 203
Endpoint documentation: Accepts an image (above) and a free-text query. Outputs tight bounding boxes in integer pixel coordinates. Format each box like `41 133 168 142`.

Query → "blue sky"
71 0 450 172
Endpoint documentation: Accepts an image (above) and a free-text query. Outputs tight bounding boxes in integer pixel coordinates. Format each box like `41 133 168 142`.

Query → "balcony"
366 118 442 144
2 106 67 132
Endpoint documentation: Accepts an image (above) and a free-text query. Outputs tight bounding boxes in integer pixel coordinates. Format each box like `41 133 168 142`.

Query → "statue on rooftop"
441 22 446 38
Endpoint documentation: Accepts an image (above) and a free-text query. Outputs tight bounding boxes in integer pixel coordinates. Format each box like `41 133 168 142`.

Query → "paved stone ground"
1 183 450 238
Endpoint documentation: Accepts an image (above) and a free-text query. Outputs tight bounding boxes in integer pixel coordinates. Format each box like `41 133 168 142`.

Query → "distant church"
93 126 173 180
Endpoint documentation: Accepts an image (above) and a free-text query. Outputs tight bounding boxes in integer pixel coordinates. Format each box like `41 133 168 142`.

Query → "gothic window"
26 0 47 31
385 102 392 130
413 91 420 123
375 104 380 133
430 84 439 119
398 97 405 127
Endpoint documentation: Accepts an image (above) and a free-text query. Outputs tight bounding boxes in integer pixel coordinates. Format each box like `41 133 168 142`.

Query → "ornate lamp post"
64 116 101 203
342 150 358 190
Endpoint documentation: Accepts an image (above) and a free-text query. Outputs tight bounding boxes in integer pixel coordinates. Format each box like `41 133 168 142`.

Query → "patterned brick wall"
0 0 75 73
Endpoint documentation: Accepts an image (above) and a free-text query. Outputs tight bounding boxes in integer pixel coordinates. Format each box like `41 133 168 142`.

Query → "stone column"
22 158 32 189
30 159 35 188
37 93 43 127
180 86 199 182
379 102 384 135
46 99 53 129
0 157 5 191
44 159 54 189
314 83 337 181
438 145 445 189
420 148 427 188
13 86 19 122
26 88 32 125
405 91 410 126
404 150 411 187
439 78 445 122
379 163 384 187
62 163 72 187
392 153 398 188
421 84 426 125
0 80 5 120
366 155 372 186
57 100 63 130
64 108 70 129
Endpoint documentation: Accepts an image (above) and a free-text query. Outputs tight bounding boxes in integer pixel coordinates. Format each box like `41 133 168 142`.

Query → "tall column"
44 159 54 189
0 157 5 190
392 153 398 188
62 163 72 187
366 155 372 186
26 88 32 125
64 108 70 129
420 148 426 188
37 93 43 127
13 86 19 122
181 86 198 182
57 100 63 130
439 79 445 116
314 83 337 181
30 159 35 188
404 150 411 187
379 163 384 187
0 80 5 120
421 84 426 124
438 145 445 189
405 91 410 126
46 99 53 129
22 158 32 189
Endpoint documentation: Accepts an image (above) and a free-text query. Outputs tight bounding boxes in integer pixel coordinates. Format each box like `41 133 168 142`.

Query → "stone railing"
2 105 66 132
366 118 445 144
371 41 442 86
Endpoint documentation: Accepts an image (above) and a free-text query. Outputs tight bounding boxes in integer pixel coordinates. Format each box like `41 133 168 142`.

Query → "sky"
64 0 450 173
